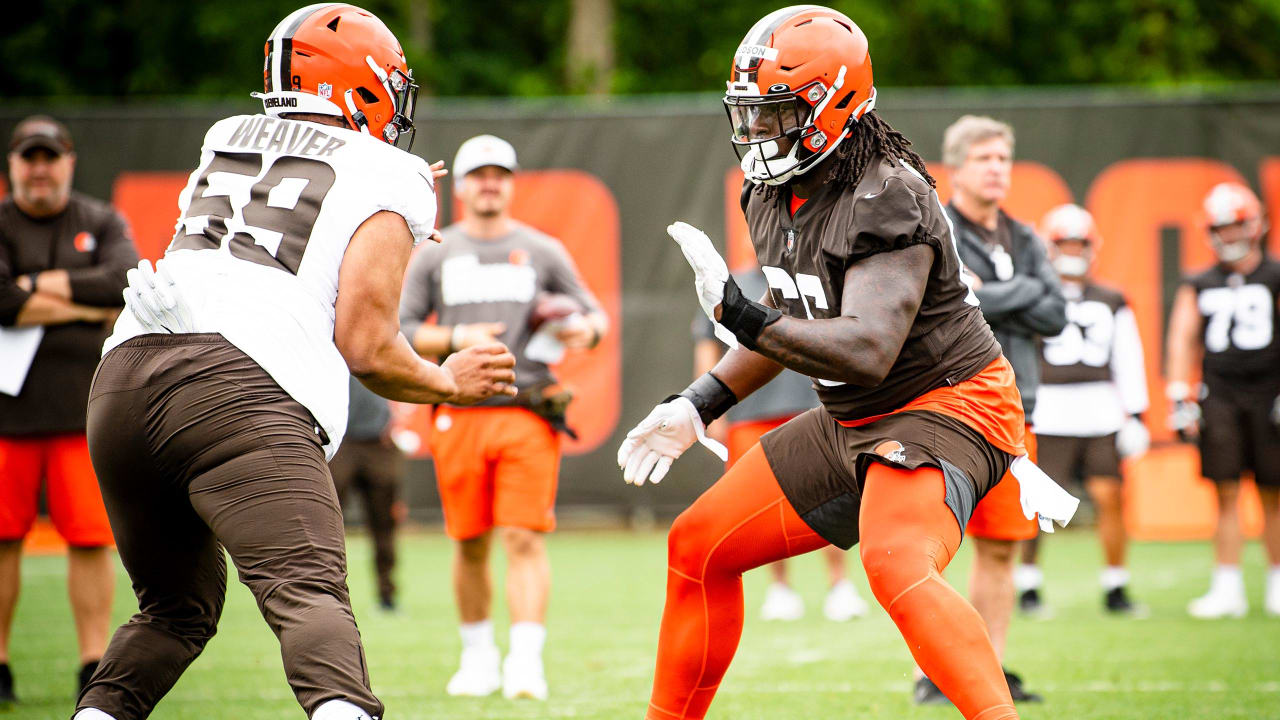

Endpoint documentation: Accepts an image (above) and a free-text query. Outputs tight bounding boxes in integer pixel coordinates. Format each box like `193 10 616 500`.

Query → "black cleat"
0 662 15 704
1104 586 1148 617
913 675 951 705
1003 668 1043 703
1018 588 1043 614
78 660 99 694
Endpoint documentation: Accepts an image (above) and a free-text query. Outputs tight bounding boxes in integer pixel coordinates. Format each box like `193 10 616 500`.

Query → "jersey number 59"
169 151 335 275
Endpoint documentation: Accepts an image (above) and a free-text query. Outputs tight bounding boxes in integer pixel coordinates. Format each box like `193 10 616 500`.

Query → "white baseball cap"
452 134 518 188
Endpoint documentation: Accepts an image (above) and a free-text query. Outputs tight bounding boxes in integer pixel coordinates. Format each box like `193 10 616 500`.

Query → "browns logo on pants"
428 405 560 540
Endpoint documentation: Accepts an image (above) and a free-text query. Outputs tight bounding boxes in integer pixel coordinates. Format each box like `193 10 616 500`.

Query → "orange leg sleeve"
859 462 1018 720
646 444 828 720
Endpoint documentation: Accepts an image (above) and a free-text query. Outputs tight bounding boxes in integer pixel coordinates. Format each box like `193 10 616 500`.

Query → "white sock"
1014 563 1043 592
1268 565 1280 589
1212 565 1244 594
312 699 373 720
1100 566 1129 591
509 622 546 659
459 619 496 651
73 710 118 720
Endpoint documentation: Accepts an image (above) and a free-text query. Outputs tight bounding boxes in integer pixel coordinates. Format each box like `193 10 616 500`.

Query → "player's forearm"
752 315 895 386
411 323 453 357
14 292 112 327
349 333 457 404
31 269 73 301
710 344 784 399
1165 287 1201 385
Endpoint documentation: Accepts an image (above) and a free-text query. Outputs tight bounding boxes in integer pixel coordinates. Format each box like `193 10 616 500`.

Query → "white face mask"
1213 238 1253 263
1053 254 1090 278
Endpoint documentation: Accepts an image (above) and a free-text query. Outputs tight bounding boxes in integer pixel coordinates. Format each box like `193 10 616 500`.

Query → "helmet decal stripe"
269 3 335 94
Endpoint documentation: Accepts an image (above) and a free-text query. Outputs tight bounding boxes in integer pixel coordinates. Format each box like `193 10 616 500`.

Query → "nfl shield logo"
318 82 333 99
783 228 797 254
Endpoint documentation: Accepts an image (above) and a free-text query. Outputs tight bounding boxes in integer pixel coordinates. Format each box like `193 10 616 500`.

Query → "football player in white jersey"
1019 204 1150 616
74 6 517 720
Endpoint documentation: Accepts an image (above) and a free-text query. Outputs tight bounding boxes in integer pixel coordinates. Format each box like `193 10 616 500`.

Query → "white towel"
1010 454 1080 533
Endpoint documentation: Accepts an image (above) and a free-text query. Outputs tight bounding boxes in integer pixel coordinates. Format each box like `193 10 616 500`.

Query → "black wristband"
664 372 738 427
718 275 782 350
26 272 40 291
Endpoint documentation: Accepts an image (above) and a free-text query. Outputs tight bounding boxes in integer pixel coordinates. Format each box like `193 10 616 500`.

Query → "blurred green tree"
2 0 1277 99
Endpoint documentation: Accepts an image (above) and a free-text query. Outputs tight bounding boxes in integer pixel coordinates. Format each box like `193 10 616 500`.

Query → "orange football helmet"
1039 203 1101 278
1202 182 1265 263
724 5 876 185
253 3 418 149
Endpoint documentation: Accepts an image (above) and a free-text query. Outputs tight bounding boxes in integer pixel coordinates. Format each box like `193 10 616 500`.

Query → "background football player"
1167 182 1280 619
1020 204 1150 615
618 7 1075 720
73 6 517 720
915 114 1068 706
399 134 608 701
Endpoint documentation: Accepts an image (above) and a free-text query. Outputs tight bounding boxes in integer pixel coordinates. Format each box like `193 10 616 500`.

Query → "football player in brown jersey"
1167 182 1280 618
617 6 1075 720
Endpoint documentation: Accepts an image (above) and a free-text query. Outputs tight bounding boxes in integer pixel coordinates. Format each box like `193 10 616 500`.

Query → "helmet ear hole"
356 86 380 103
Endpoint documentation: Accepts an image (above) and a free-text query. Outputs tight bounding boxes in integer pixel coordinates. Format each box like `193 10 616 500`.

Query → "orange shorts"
726 416 796 468
428 406 561 540
966 426 1038 541
0 433 113 547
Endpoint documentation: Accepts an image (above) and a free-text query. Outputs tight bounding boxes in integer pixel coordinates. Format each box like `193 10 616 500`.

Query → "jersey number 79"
170 151 335 275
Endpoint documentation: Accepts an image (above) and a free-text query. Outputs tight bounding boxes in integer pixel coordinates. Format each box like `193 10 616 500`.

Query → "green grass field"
7 528 1280 719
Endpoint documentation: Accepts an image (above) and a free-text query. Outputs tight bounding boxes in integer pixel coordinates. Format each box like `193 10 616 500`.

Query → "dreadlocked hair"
827 111 934 189
757 110 934 199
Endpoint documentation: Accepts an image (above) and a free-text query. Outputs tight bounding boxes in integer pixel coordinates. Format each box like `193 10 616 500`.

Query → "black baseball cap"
9 115 73 157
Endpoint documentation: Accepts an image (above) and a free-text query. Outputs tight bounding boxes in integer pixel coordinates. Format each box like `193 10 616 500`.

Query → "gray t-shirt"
693 270 819 422
399 221 601 405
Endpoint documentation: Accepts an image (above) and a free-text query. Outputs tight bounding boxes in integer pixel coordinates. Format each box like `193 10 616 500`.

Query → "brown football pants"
79 334 381 719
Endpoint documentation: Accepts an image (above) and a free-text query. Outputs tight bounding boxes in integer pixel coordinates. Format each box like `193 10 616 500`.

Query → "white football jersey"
105 114 437 458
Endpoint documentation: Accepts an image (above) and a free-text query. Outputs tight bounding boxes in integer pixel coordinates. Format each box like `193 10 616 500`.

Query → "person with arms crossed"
330 376 406 612
1167 182 1280 619
399 134 608 701
73 6 516 720
618 8 1076 720
692 277 867 623
1020 204 1150 615
0 115 137 703
912 115 1068 706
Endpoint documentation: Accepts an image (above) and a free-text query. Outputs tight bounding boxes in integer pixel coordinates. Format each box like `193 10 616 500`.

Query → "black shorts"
1035 433 1121 485
759 406 1013 550
1199 378 1280 486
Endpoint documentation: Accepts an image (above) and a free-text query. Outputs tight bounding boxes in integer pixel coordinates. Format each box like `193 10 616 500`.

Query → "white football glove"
617 397 728 486
667 221 739 350
1115 416 1150 459
125 259 194 334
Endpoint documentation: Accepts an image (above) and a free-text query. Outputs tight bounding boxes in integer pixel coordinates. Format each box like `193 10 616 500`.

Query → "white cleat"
760 582 805 622
1187 589 1248 619
823 579 869 622
446 645 501 697
502 653 548 700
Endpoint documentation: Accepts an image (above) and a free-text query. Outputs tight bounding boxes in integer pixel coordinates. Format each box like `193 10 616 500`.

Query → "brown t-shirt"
0 192 138 435
741 154 1000 421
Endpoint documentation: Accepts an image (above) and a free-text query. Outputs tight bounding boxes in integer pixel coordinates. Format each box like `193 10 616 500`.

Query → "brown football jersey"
741 153 1001 421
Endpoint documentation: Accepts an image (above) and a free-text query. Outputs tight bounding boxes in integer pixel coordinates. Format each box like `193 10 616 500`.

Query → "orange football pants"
647 444 1017 720
0 433 113 547
428 406 560 540
967 427 1038 541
